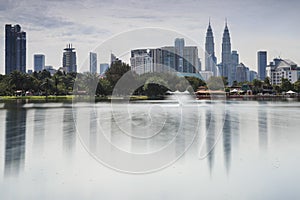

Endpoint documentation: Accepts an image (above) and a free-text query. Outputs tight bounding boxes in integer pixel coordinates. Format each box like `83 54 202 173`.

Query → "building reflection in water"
89 109 97 153
4 104 27 177
33 109 46 153
258 102 268 150
63 108 76 154
223 110 231 175
205 108 215 175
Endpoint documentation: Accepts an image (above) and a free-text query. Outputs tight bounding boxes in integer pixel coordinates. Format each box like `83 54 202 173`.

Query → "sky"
0 0 300 73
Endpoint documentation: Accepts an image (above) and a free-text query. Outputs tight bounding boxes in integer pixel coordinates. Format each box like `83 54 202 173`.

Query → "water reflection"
258 102 268 150
205 108 215 175
33 109 46 153
4 104 26 177
63 108 76 155
223 110 231 174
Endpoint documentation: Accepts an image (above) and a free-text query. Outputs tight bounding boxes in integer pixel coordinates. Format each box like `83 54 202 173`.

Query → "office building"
249 70 258 82
257 51 267 80
236 63 247 83
62 44 77 73
205 20 217 76
267 58 300 85
89 52 97 74
130 38 200 75
34 54 45 72
100 63 109 75
175 38 184 72
231 50 239 83
221 21 232 82
5 24 26 74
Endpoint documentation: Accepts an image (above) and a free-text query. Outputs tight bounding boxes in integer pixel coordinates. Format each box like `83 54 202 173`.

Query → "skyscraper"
5 24 26 74
175 38 184 72
221 20 231 83
205 20 217 75
257 51 267 80
34 54 45 72
231 50 239 83
89 52 97 74
62 44 77 73
100 63 109 75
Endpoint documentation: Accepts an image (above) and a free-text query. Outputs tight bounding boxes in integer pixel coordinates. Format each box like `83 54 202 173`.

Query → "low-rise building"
267 58 300 85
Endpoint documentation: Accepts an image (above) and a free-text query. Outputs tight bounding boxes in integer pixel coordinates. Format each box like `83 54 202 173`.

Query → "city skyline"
0 0 300 74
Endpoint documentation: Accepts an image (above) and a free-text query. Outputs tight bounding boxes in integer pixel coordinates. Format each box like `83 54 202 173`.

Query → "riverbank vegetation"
0 61 299 101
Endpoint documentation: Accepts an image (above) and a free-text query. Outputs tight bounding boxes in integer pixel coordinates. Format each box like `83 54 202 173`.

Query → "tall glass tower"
221 20 231 83
205 20 217 75
63 44 77 73
175 38 184 72
257 51 267 81
5 24 26 74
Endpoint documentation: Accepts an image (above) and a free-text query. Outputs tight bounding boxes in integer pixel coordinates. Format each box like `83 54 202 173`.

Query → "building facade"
231 50 239 83
5 24 26 74
236 63 248 83
62 44 77 73
205 21 217 76
257 51 267 80
221 22 232 83
34 54 45 72
267 58 300 85
100 63 109 75
89 52 97 74
130 38 200 75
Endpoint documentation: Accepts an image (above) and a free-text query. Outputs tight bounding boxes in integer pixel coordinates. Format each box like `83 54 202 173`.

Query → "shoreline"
0 94 299 103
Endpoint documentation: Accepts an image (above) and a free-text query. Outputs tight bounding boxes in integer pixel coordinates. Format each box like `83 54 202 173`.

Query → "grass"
0 95 149 102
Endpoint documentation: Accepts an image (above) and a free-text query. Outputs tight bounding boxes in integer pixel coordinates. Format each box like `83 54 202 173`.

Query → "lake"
0 100 300 199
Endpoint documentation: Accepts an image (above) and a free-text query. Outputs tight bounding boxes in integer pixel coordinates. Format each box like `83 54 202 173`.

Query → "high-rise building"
89 52 97 74
130 49 155 75
249 70 258 82
5 24 26 74
257 51 267 80
221 21 232 84
100 63 109 75
205 20 217 75
175 38 184 72
34 54 45 72
231 50 239 83
62 44 77 73
130 38 200 75
236 63 247 83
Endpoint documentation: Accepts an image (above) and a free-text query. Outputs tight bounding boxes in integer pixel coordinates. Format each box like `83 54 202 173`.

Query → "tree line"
0 60 299 97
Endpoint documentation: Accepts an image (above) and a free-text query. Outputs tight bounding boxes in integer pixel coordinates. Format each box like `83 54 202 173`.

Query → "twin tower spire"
205 19 231 80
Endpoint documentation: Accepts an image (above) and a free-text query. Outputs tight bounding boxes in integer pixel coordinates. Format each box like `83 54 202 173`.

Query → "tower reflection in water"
4 104 27 177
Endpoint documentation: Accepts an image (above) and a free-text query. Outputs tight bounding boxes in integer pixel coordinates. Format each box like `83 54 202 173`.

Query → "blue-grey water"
0 100 300 199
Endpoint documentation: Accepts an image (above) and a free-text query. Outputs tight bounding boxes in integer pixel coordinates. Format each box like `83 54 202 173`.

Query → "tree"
280 78 293 92
294 79 300 93
143 76 169 97
184 76 206 92
105 61 130 88
264 77 271 86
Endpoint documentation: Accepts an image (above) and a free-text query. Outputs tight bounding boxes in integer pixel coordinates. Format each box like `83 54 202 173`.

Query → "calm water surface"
0 100 299 199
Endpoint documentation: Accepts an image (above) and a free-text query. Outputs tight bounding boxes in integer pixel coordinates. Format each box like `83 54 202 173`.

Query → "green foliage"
280 78 293 92
105 61 130 88
207 76 225 90
184 76 206 92
143 76 169 97
294 79 300 93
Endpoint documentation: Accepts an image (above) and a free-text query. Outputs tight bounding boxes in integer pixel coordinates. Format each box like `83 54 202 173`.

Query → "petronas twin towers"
205 19 233 84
